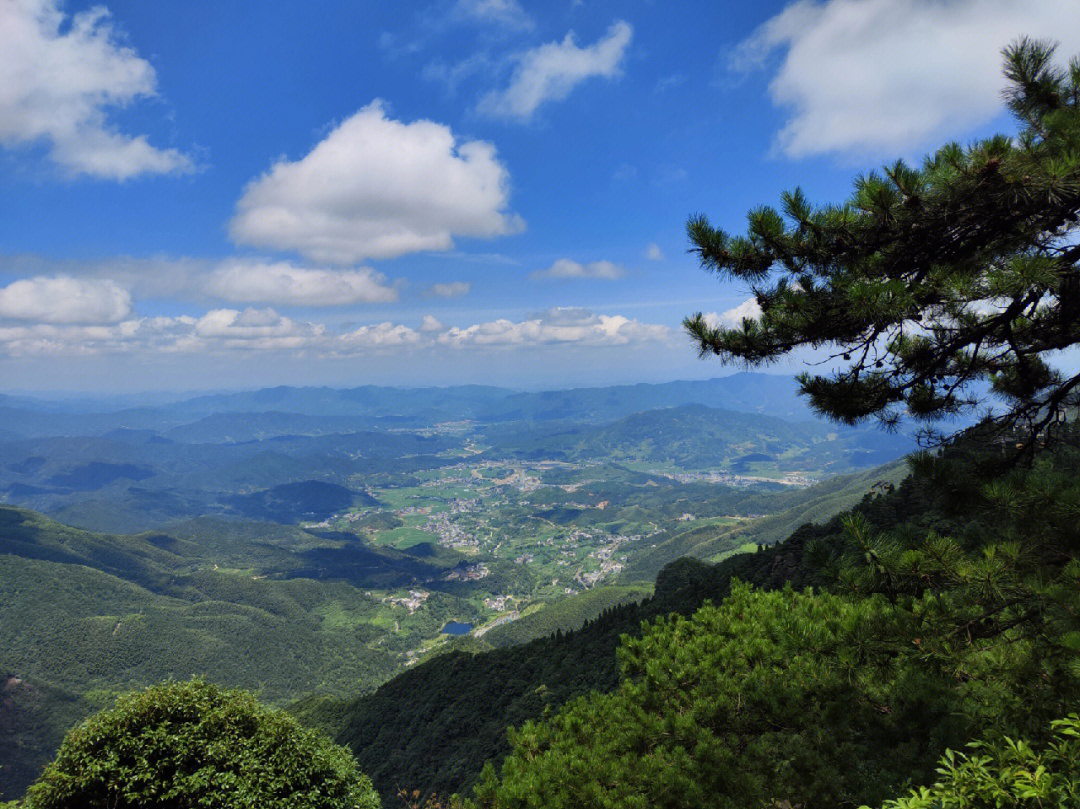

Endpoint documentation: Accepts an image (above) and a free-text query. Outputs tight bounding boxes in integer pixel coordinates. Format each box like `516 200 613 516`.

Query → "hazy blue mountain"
480 373 810 423
479 404 915 471
0 375 809 439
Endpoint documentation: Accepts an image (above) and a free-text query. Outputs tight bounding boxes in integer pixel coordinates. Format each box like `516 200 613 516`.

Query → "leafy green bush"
870 715 1080 808
22 679 379 809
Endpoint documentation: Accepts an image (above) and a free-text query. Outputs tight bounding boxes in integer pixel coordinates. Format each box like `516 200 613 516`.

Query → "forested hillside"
299 418 1080 805
298 456 914 802
0 507 479 797
8 1 1080 806
4 377 911 800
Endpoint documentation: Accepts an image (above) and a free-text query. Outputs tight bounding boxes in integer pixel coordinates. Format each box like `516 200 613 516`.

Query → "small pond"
441 621 473 636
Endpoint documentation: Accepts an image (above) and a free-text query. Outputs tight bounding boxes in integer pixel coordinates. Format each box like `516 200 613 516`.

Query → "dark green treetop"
686 38 1080 443
20 679 380 809
471 583 973 809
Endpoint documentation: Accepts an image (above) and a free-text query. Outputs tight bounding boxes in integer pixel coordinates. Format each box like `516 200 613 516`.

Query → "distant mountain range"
0 374 811 438
0 374 928 534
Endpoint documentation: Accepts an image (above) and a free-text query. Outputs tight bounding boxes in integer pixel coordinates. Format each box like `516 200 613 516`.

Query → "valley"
0 374 916 798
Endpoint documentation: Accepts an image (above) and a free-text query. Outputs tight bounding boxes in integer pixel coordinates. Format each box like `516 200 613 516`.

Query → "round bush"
23 679 380 809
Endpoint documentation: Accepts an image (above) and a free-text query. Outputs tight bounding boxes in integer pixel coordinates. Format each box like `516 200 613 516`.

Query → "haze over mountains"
0 373 812 436
0 373 913 534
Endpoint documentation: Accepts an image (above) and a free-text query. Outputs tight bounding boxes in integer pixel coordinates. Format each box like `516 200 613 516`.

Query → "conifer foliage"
823 424 1080 712
472 584 962 809
686 39 1080 444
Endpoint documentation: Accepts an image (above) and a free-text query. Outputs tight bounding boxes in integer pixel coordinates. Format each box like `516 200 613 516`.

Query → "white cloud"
0 300 429 357
0 0 194 179
0 315 193 356
423 53 494 94
0 276 131 323
230 101 523 263
452 0 533 30
0 302 669 359
734 0 1080 158
0 254 403 306
427 281 471 298
0 254 212 300
183 311 421 355
334 322 422 354
377 31 422 59
420 314 445 332
206 260 398 306
530 259 625 281
64 308 416 356
438 307 669 348
479 20 633 120
704 298 762 329
189 307 320 351
645 243 664 261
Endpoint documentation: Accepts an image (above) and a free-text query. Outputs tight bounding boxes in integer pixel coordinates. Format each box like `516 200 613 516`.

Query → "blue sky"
2 0 1078 393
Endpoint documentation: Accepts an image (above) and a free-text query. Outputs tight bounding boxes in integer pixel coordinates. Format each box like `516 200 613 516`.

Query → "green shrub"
23 679 380 809
870 715 1080 808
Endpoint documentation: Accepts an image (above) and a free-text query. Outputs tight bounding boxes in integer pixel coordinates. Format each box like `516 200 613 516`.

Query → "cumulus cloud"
229 101 523 263
704 298 762 329
0 316 194 356
1 254 403 306
0 284 442 358
206 260 398 306
0 0 194 179
530 259 625 281
0 301 671 359
0 254 212 300
186 312 418 355
0 276 131 323
479 20 633 120
734 0 1080 158
0 307 426 357
452 0 533 30
190 307 319 349
333 322 422 354
427 281 471 298
420 314 445 332
645 243 664 261
438 307 669 348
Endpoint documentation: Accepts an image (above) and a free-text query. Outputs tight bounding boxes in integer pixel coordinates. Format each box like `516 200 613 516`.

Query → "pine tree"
686 38 1080 448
